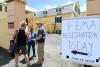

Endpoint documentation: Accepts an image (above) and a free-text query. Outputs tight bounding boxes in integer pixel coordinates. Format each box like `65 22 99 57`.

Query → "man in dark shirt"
35 22 46 64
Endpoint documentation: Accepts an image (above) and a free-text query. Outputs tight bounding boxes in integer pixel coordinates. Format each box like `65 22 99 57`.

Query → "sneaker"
32 55 36 57
20 59 26 64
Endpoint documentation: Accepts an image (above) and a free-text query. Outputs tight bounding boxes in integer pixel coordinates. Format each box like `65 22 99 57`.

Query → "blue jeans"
27 40 36 57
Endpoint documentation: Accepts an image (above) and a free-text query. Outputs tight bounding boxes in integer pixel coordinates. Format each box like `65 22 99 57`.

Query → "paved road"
0 34 61 67
43 34 61 67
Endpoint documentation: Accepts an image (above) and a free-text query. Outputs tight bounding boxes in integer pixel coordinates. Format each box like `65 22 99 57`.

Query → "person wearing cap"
13 21 30 67
35 22 46 64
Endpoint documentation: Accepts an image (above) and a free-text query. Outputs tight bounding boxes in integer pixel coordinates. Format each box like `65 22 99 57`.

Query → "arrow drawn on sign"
71 50 88 56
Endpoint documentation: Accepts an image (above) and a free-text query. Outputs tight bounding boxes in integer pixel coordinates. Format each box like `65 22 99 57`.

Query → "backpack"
9 30 19 57
9 40 16 58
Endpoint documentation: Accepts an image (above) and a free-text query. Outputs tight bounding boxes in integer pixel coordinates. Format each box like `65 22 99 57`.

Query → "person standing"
35 22 46 64
13 21 30 67
27 26 36 58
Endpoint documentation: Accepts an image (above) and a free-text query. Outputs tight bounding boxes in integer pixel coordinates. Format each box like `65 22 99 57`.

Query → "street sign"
61 16 100 66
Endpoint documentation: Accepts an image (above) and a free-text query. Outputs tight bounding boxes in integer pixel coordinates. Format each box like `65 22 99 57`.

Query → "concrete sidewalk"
1 34 88 67
42 34 61 67
1 34 61 67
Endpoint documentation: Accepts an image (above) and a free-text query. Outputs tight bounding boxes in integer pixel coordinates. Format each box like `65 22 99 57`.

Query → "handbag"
9 40 16 57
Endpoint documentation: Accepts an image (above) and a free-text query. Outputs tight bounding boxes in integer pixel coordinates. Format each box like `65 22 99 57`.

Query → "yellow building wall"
25 12 35 26
0 12 7 17
26 2 80 33
0 17 9 49
80 11 86 16
0 4 9 49
32 16 55 33
33 13 74 33
25 12 39 32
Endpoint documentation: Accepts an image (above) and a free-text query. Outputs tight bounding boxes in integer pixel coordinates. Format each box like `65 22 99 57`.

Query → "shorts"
15 45 27 54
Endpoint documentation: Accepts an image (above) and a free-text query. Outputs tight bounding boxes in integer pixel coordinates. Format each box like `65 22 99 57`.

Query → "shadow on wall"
0 46 14 66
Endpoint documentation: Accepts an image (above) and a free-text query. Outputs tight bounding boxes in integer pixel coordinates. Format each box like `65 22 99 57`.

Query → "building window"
56 8 62 12
55 16 62 23
5 6 7 12
8 22 14 29
75 5 80 14
0 5 2 11
43 11 47 16
34 13 36 16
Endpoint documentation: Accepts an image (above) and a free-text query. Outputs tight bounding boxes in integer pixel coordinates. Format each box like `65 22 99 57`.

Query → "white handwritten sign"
61 17 100 66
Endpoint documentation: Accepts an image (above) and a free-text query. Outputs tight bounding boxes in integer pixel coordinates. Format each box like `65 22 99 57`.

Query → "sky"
26 0 86 12
0 0 4 3
0 0 86 12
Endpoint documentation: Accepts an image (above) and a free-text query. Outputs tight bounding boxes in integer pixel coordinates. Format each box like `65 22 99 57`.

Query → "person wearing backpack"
27 26 36 58
13 21 30 67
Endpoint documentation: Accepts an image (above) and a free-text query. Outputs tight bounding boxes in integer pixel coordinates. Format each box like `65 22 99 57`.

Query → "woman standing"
13 21 30 67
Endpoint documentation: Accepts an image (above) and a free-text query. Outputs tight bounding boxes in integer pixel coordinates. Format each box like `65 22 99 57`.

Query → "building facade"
0 2 9 49
0 2 7 16
6 0 26 40
80 11 86 16
0 1 81 49
87 0 100 16
33 1 80 33
0 0 37 49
